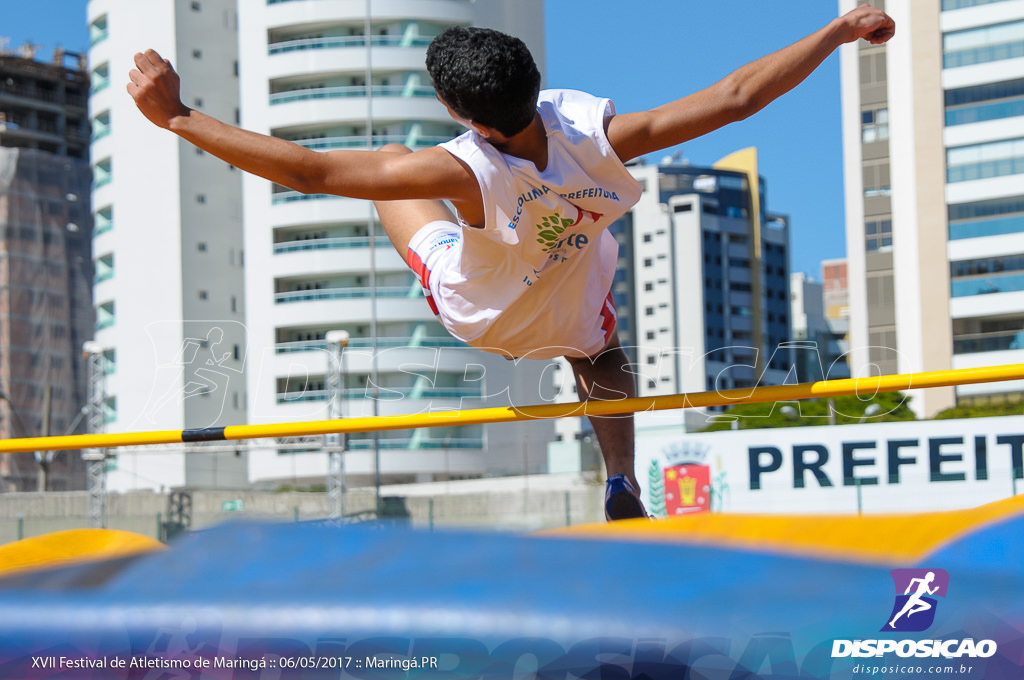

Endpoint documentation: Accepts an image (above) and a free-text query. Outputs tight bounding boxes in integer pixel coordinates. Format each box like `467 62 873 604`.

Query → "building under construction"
0 45 93 491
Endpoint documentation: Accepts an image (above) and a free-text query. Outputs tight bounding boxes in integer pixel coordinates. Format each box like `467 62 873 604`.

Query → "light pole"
325 330 349 521
82 341 109 528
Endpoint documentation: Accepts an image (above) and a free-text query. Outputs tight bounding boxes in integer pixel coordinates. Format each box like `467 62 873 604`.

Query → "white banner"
635 415 1024 516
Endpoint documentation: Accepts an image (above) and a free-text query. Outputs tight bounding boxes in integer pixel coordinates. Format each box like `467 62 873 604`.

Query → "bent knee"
377 142 412 155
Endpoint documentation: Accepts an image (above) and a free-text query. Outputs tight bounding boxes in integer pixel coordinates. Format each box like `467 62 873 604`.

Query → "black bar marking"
181 427 228 443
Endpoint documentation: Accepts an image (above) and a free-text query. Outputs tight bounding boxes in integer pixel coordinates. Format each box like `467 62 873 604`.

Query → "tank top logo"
534 206 603 255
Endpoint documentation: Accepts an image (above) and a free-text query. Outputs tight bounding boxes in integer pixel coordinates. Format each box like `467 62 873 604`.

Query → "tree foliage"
698 391 916 432
933 400 1024 420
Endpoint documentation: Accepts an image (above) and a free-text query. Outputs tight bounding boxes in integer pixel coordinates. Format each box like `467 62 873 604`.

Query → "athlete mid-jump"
127 7 894 521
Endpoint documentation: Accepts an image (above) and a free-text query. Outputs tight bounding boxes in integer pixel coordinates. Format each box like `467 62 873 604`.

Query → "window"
90 63 110 94
197 194 207 204
865 219 893 251
643 258 653 267
945 77 1024 126
93 158 112 189
947 138 1024 183
89 15 109 46
644 282 654 291
91 110 111 141
943 0 1014 9
198 242 207 252
192 49 202 59
95 253 114 283
643 234 652 243
949 194 1024 240
96 301 115 331
862 107 889 143
944 19 1024 69
199 290 209 300
645 306 654 316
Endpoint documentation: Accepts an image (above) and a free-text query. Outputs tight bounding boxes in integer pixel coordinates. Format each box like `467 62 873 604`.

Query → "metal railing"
269 35 433 54
953 329 1024 354
276 387 483 403
274 286 419 303
289 135 449 151
269 84 435 106
273 236 389 253
275 336 465 353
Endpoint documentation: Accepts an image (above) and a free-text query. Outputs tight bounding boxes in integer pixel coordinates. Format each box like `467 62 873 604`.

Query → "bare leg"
373 144 457 257
566 333 639 492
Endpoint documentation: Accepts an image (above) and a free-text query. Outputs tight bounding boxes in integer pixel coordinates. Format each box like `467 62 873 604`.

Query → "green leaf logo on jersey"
535 214 575 253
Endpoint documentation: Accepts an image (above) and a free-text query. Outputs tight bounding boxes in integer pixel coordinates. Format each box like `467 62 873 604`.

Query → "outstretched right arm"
126 50 475 203
606 5 895 163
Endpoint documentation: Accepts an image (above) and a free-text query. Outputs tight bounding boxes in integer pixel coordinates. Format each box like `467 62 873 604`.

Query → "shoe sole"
606 491 647 521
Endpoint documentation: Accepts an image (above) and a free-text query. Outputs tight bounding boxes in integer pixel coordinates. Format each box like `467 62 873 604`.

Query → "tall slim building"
790 272 850 382
625 149 794 430
237 0 552 487
0 48 92 491
88 0 248 491
841 0 1024 416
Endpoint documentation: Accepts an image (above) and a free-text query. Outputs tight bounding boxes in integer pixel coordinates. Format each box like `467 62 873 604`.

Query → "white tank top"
435 89 643 358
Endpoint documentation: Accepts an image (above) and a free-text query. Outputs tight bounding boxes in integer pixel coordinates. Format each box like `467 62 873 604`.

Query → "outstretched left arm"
607 4 895 163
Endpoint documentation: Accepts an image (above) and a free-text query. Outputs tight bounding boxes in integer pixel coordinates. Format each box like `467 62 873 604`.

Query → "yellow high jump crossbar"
1 363 1022 455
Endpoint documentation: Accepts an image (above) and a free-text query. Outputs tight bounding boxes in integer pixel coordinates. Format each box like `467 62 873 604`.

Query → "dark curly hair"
425 26 540 138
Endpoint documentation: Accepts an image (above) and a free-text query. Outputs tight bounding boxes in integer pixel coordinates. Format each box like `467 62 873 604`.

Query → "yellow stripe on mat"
547 494 1024 566
0 529 165 578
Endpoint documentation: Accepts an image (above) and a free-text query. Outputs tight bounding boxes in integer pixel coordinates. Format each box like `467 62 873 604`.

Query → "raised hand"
126 49 190 129
842 4 896 45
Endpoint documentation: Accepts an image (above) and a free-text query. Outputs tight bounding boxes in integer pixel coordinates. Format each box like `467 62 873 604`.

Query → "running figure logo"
882 568 950 632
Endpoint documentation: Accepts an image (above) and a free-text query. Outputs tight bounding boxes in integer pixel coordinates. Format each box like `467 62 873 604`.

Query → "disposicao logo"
883 568 949 632
831 568 998 659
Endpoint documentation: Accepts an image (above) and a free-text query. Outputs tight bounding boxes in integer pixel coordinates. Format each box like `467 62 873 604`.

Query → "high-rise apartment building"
624 149 794 430
841 0 1024 415
237 0 552 487
0 48 92 491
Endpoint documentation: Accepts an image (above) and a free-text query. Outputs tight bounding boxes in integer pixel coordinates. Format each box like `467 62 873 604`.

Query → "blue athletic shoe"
604 474 648 521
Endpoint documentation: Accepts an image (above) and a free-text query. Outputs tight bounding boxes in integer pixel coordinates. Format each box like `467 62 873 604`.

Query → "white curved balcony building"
238 0 553 487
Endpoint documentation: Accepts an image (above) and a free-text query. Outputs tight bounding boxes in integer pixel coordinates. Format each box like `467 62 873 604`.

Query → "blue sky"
4 0 848 277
